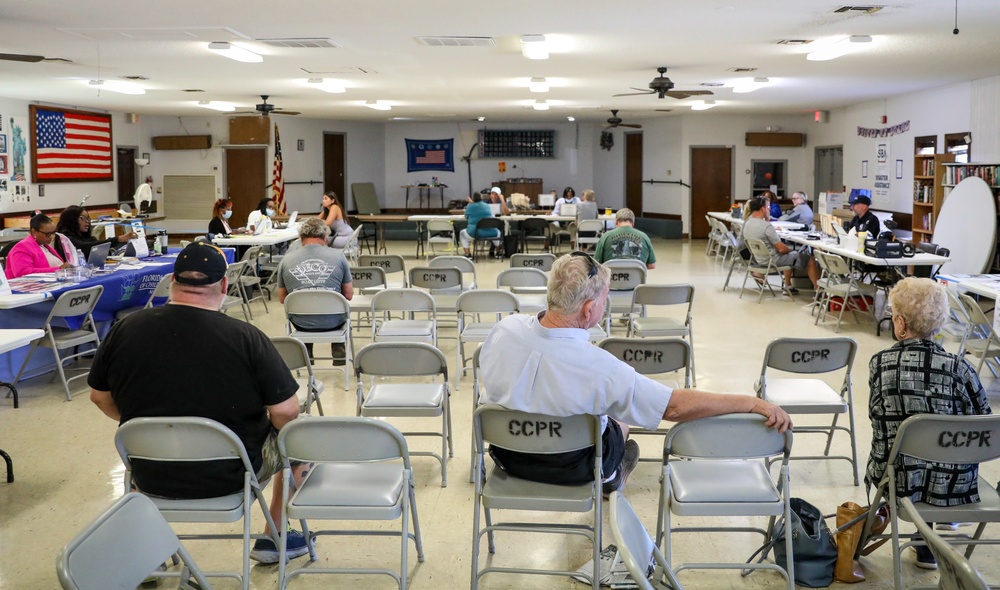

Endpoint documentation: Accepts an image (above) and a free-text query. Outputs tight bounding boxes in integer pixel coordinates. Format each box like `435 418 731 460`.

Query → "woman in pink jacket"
4 214 76 279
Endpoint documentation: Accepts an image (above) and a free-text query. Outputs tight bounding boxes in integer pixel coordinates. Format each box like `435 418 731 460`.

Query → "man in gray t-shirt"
277 218 353 332
737 196 807 293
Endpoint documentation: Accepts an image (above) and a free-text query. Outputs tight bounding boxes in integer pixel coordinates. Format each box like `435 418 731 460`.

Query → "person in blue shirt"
460 192 501 258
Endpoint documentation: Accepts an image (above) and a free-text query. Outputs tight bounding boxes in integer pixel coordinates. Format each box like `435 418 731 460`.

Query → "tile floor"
2 238 998 589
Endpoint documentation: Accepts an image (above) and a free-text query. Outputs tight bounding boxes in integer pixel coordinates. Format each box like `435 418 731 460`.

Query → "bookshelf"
941 162 1000 271
911 150 954 242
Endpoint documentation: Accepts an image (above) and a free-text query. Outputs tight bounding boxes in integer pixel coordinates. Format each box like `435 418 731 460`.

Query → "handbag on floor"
831 501 890 583
744 497 838 588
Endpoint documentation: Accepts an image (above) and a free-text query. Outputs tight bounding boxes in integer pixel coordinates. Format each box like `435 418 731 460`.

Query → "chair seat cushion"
762 378 847 413
149 492 245 522
377 320 434 337
363 383 444 411
290 463 405 520
587 326 607 342
461 323 497 341
482 465 594 512
670 460 780 504
46 328 100 348
632 317 687 336
901 477 1000 523
288 327 347 343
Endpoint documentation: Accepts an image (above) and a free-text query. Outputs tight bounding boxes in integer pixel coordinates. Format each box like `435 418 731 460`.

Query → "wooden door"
324 133 346 210
625 132 643 214
690 147 733 239
116 147 136 203
225 148 266 228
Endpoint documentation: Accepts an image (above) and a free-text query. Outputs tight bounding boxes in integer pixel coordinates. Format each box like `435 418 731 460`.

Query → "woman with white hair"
866 277 991 570
779 191 814 226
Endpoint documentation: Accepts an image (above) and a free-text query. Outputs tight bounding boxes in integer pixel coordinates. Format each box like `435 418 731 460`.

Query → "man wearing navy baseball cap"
844 194 880 236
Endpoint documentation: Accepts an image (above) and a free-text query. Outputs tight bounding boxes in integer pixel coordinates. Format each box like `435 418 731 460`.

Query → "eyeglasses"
570 251 598 278
36 229 57 237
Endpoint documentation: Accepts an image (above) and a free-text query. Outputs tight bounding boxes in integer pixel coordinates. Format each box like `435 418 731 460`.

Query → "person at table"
317 191 354 248
843 194 880 237
549 187 581 247
460 192 501 258
737 196 815 293
866 277 991 570
55 205 138 257
208 198 249 236
779 191 814 227
570 189 601 250
247 197 275 235
486 186 511 215
4 214 76 279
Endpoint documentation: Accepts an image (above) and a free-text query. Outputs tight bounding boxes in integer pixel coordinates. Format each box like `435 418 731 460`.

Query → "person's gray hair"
547 254 610 315
582 189 596 202
615 208 635 224
792 191 808 202
298 217 331 240
889 276 949 339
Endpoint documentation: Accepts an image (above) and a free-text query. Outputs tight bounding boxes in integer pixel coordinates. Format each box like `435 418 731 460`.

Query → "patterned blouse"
866 338 991 507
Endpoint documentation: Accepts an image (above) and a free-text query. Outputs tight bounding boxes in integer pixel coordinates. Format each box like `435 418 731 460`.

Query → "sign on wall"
874 142 890 202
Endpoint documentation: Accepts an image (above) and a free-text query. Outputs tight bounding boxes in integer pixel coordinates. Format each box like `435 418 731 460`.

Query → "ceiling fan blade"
619 123 642 129
665 90 714 99
655 109 673 113
612 91 656 97
0 53 46 63
273 110 301 116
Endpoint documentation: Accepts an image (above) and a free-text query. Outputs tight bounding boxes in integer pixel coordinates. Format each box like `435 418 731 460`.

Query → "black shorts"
488 419 626 486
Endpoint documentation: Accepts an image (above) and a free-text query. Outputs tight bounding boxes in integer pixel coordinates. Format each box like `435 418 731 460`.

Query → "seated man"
843 194 880 237
738 196 817 292
779 191 815 227
479 253 791 496
277 217 353 364
89 242 309 564
594 208 656 269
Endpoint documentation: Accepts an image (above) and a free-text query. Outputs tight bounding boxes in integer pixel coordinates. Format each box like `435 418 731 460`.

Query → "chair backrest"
665 414 792 460
632 283 694 308
284 289 351 317
959 292 994 329
224 260 247 294
578 219 604 233
604 260 646 291
349 265 388 290
474 217 504 237
57 493 211 590
360 254 407 278
888 414 1000 465
238 244 263 265
372 288 435 314
822 252 853 276
270 336 313 373
746 238 773 264
898 497 990 590
279 416 410 465
496 267 548 292
457 289 520 315
409 266 463 291
115 417 255 475
522 217 551 234
426 219 454 234
510 253 556 271
429 255 475 274
49 285 104 320
762 336 857 375
354 341 448 378
475 405 600 455
599 337 691 385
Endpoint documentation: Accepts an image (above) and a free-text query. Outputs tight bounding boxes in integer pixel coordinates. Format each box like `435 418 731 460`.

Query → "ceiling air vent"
180 89 205 93
832 5 884 14
300 66 375 75
415 36 495 47
700 82 724 87
777 39 813 45
727 67 758 73
122 75 149 80
259 38 341 49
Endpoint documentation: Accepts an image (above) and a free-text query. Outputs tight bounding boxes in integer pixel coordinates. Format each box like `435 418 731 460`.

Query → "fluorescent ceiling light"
364 100 391 111
307 77 346 93
207 41 262 63
532 100 549 111
806 35 872 61
691 100 717 111
732 77 769 93
567 116 575 122
478 116 486 121
529 77 549 93
87 79 145 95
196 100 236 112
520 34 548 60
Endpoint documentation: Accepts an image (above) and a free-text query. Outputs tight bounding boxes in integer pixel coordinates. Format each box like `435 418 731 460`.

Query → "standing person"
88 242 310 564
56 205 137 257
779 192 815 227
4 214 76 278
277 218 354 364
317 191 354 249
247 198 275 235
866 277 991 570
460 192 501 258
208 198 248 236
843 194 880 236
737 197 815 292
594 208 656 269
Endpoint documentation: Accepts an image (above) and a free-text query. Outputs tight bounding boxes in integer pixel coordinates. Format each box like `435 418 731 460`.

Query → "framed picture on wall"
29 105 114 182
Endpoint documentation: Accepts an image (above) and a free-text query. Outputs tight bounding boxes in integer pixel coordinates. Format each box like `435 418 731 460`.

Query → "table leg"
405 186 411 210
439 187 445 209
1 381 18 409
415 221 426 258
1 448 12 482
377 223 388 255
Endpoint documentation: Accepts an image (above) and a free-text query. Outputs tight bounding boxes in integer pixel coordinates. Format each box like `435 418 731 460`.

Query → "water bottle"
76 249 87 268
153 235 162 255
158 230 169 254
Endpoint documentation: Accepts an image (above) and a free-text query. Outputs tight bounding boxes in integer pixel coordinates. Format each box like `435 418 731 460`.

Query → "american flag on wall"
30 105 113 182
271 123 287 214
406 138 454 172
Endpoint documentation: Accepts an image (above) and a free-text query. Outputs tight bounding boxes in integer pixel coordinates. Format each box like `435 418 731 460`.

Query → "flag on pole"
271 124 287 214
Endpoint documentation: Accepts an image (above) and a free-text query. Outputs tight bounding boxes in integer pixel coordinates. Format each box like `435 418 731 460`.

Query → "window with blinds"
162 175 216 219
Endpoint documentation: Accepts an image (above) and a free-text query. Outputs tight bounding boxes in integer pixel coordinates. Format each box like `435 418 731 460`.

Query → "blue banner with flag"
406 138 454 172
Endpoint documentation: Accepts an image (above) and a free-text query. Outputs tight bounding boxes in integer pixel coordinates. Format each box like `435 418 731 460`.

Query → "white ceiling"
2 0 999 124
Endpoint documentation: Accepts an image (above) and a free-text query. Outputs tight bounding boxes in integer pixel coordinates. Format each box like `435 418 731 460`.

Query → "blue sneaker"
250 529 310 564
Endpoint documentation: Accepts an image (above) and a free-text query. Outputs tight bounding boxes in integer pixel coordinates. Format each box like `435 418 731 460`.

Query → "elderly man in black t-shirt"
89 242 308 564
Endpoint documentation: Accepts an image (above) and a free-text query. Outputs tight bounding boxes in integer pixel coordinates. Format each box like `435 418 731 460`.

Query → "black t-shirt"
88 304 298 498
844 211 880 237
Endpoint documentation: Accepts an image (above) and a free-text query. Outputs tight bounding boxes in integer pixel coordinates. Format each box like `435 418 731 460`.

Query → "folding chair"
521 217 552 253
605 259 647 324
599 337 690 461
858 414 1000 590
472 217 505 262
813 252 876 332
271 336 325 415
756 336 860 485
609 492 685 590
722 231 749 292
576 219 604 253
372 288 437 347
428 255 478 290
283 289 352 391
939 288 974 357
899 497 990 590
497 267 548 315
57 493 213 590
456 290 519 389
220 261 252 321
656 414 794 589
115 417 284 590
628 284 697 387
355 342 452 486
340 224 364 265
114 272 173 322
425 219 457 258
741 238 794 302
276 417 424 590
348 265 387 335
471 405 603 589
360 254 408 289
957 293 1000 378
14 285 103 401
510 252 556 272
237 245 269 313
469 345 485 483
705 215 722 258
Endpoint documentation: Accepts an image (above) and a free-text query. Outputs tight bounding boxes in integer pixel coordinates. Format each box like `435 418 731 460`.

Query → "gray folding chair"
271 336 324 415
408 266 462 334
14 284 103 401
237 245 269 313
628 284 697 387
348 265 387 334
276 417 424 590
599 337 690 462
813 252 876 331
576 219 604 253
656 414 794 589
899 497 990 590
609 492 684 590
355 342 452 486
496 267 548 294
57 492 213 590
360 254 408 289
340 224 364 266
510 252 556 272
220 261 252 321
114 272 173 322
456 289 519 390
957 293 1000 378
721 232 749 292
471 405 603 590
940 288 974 357
756 336 859 485
371 288 437 347
283 289 352 391
741 238 794 302
858 414 1000 590
469 345 485 483
605 259 648 321
115 417 284 590
425 218 457 258
428 255 478 290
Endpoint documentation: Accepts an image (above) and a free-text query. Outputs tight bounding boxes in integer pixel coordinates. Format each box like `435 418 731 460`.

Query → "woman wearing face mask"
317 191 354 248
208 198 246 236
247 198 275 235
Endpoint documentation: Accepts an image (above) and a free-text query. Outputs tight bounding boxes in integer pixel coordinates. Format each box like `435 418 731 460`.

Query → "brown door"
225 148 266 228
690 147 733 239
116 147 136 203
324 133 346 211
625 132 643 214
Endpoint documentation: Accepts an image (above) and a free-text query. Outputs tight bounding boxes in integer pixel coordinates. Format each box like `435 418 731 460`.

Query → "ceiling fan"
0 52 71 63
614 66 713 100
234 95 300 116
605 110 641 129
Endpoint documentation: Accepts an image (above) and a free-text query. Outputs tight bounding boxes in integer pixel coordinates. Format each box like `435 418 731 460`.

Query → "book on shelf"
945 164 1000 186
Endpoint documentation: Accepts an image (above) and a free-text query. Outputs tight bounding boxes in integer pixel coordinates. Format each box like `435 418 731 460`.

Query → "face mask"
266 208 275 217
222 210 232 219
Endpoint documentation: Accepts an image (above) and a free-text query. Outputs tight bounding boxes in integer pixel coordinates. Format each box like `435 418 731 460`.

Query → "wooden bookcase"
911 145 954 242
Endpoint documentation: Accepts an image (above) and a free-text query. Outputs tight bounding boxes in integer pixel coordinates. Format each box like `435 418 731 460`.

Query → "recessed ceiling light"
478 116 486 121
532 99 549 111
529 77 549 93
691 100 717 111
364 100 391 111
196 100 236 112
87 79 145 95
567 116 575 122
307 78 346 93
207 41 262 63
520 34 549 60
733 77 769 93
807 35 872 61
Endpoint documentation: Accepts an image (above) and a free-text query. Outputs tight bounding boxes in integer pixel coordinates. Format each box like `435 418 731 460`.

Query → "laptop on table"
87 242 111 270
